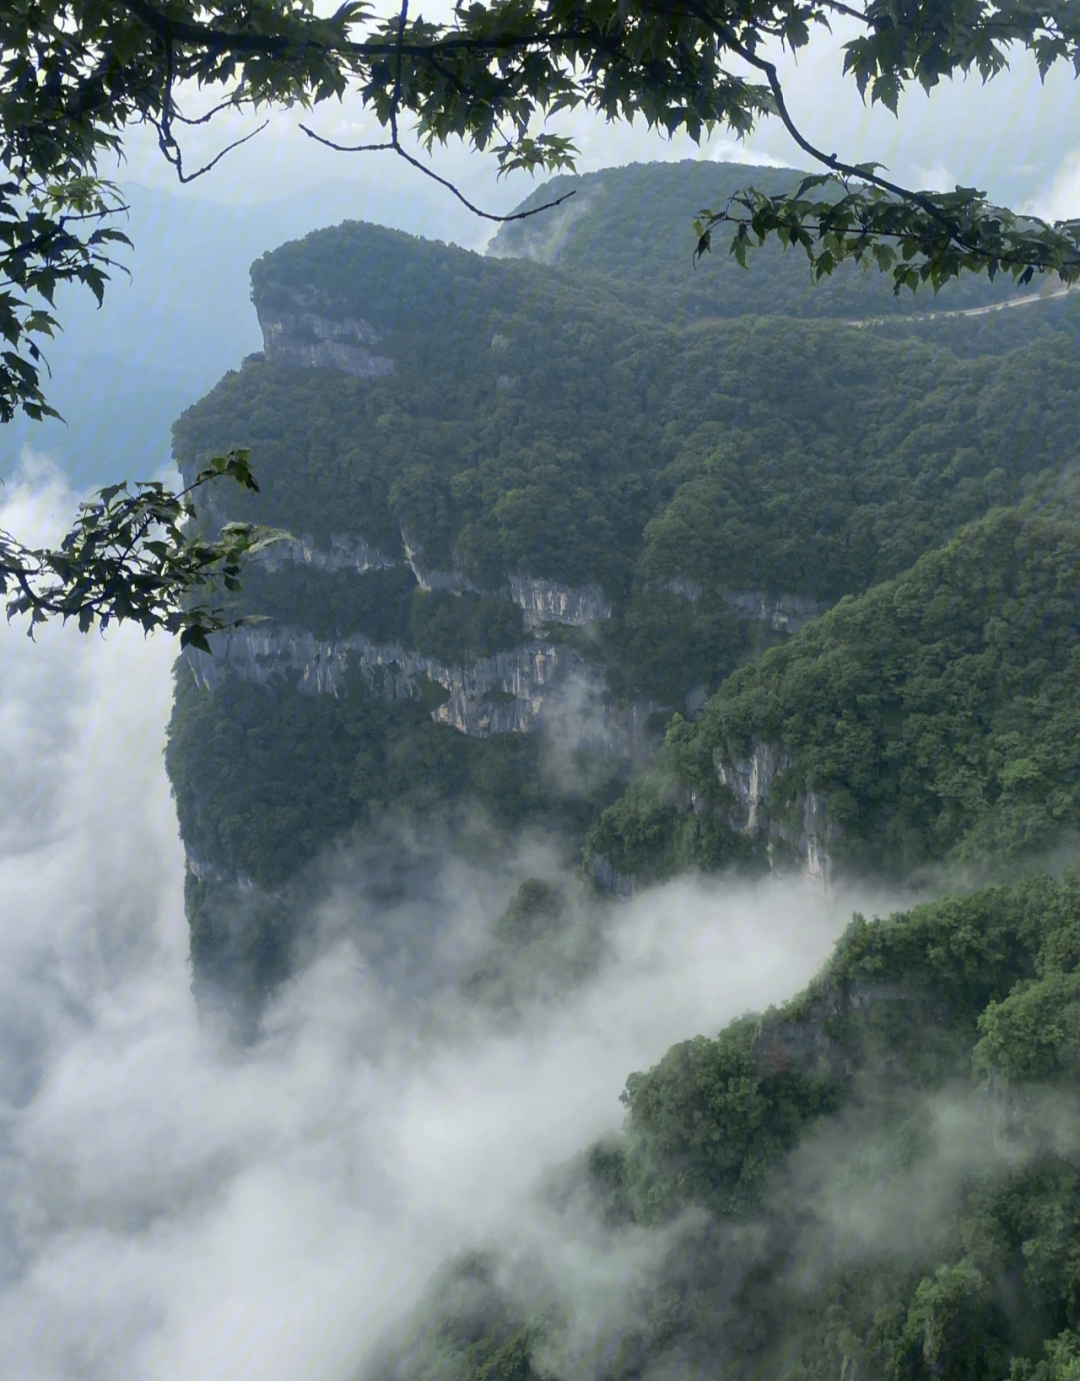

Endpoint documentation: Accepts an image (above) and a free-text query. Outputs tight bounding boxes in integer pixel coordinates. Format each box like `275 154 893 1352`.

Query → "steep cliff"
167 177 1080 1008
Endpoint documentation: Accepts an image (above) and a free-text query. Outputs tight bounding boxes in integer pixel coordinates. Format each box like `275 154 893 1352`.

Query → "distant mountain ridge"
488 159 1042 322
1 177 490 487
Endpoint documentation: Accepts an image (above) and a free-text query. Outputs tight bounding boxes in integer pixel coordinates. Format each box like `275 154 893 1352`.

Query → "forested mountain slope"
368 875 1080 1381
587 508 1080 886
487 159 1045 322
168 200 1080 1007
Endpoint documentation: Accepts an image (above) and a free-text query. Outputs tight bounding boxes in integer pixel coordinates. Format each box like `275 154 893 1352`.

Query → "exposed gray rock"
400 534 477 594
716 739 792 835
185 626 656 754
684 684 709 719
259 310 394 377
648 582 821 633
800 790 833 887
601 696 664 761
715 737 837 885
187 625 561 735
723 590 825 633
508 575 612 626
654 577 704 602
260 533 399 574
186 854 227 884
586 853 634 898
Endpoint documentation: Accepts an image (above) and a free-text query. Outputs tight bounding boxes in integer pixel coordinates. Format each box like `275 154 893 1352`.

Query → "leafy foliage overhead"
1 450 282 648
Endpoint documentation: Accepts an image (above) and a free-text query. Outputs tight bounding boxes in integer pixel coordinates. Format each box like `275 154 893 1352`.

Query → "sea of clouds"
0 460 898 1381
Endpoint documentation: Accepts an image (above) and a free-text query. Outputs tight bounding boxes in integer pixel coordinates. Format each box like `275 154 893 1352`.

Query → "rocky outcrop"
508 575 611 626
799 790 833 887
651 581 824 632
261 533 398 574
586 853 634 898
723 590 825 633
255 538 824 647
185 625 656 753
378 556 614 625
188 625 562 735
654 577 704 602
715 738 837 885
400 535 477 594
259 310 394 377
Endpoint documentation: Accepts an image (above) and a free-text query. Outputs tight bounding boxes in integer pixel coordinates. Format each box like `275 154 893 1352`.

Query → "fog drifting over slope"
0 463 894 1380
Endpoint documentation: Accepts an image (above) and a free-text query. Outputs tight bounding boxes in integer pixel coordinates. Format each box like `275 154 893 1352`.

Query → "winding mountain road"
842 284 1075 328
685 284 1076 331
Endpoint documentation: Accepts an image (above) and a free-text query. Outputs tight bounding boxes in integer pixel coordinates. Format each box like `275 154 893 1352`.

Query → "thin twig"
170 92 251 126
165 119 270 183
301 9 579 227
396 144 577 223
820 0 869 21
298 125 578 223
154 33 269 183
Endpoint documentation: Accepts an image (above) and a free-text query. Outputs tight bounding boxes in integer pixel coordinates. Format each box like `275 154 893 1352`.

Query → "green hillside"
368 875 1080 1381
163 160 1080 1379
487 159 1045 322
587 508 1080 884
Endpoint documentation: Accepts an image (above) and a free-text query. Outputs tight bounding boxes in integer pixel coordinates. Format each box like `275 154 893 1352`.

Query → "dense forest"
370 875 1080 1381
586 508 1080 885
486 160 1044 322
166 158 1080 1377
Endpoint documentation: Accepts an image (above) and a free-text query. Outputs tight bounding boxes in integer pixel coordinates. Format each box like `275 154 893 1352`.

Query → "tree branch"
298 3 579 228
151 32 269 183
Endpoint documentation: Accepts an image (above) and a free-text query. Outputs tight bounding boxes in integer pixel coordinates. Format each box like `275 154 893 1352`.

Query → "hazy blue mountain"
1 176 491 489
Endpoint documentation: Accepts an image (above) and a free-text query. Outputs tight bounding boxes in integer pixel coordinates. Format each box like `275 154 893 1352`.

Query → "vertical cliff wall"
167 201 1080 1013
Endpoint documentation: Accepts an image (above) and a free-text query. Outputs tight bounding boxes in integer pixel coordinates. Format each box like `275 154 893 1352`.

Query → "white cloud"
0 467 913 1380
1024 147 1080 221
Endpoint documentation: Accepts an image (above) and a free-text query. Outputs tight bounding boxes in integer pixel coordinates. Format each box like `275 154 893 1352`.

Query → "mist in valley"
0 464 906 1379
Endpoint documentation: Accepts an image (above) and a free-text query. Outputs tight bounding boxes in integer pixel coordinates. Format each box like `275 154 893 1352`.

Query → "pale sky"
110 22 1080 222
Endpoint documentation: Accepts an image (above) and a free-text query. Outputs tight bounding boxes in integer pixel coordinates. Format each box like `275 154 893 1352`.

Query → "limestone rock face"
722 590 825 633
261 533 397 574
259 310 394 377
716 738 838 884
648 582 824 634
508 575 612 627
400 535 476 594
187 623 657 756
187 625 560 734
